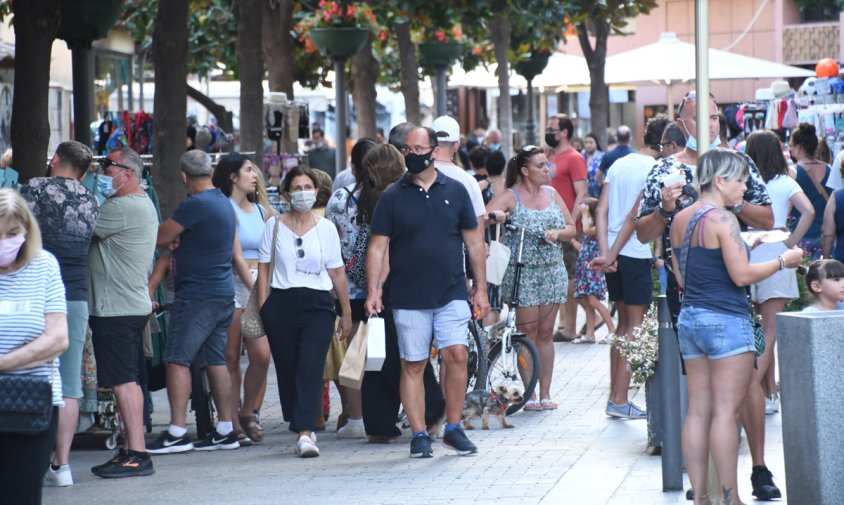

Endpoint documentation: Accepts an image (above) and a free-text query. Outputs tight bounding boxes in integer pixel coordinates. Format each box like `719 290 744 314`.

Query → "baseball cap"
431 115 460 143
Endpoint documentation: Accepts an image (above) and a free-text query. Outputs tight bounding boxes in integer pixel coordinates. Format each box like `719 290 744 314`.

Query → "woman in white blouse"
257 166 352 458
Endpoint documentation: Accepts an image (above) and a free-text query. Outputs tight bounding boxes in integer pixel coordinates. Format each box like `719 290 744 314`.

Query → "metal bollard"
657 294 683 491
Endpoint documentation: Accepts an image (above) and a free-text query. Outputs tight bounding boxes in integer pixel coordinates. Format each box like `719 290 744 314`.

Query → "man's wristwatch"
731 200 745 215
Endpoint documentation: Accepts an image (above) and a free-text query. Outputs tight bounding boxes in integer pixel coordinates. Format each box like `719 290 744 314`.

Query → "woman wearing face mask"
257 166 353 458
0 189 69 504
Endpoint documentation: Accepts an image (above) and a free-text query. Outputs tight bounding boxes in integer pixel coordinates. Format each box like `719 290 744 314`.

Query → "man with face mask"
365 126 490 458
634 92 781 501
483 128 502 152
86 147 159 478
546 114 587 342
150 150 241 454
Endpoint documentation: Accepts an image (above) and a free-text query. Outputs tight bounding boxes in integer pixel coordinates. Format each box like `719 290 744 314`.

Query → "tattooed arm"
718 209 802 286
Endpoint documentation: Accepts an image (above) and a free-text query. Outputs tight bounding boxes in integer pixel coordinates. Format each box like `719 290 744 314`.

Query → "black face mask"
545 132 560 148
405 151 433 174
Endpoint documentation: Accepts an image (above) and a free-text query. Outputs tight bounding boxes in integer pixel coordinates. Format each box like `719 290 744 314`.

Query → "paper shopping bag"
487 240 511 286
338 321 368 389
364 316 386 371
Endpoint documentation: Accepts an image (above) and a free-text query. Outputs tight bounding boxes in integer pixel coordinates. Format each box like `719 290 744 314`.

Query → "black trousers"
0 407 59 505
361 308 446 437
261 288 335 433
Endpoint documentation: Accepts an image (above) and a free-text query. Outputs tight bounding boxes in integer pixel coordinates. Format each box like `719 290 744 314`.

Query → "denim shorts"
677 305 755 360
164 298 234 368
393 300 470 361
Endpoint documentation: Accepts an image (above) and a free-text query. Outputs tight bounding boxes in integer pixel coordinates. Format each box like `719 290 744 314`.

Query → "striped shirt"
0 250 67 405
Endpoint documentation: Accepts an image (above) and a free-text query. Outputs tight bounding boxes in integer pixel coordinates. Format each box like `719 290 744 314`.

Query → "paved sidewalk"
45 324 787 505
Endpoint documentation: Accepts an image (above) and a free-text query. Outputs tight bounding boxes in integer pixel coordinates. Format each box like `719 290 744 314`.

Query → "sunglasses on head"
521 145 542 153
100 157 133 172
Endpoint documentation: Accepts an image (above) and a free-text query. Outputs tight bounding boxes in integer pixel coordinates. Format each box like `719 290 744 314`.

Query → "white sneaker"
337 421 366 439
765 394 780 415
44 464 73 487
295 434 320 458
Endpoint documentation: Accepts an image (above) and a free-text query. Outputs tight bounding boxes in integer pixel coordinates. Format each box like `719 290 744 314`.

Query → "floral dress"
501 186 567 307
574 232 606 299
584 150 604 198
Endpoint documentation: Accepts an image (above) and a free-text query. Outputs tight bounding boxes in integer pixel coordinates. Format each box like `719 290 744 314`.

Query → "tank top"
230 200 264 260
673 205 749 317
834 189 844 263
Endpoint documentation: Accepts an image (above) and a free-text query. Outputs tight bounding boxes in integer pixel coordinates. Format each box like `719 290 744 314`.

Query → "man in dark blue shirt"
599 125 635 174
150 150 241 454
365 127 489 458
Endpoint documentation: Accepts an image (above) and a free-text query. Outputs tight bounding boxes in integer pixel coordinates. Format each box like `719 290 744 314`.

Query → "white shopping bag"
486 240 511 286
364 316 386 371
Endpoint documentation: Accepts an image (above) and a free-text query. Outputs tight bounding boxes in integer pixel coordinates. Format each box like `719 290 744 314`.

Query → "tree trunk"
491 13 513 157
186 85 234 137
351 37 379 139
395 22 420 125
238 0 264 163
578 18 610 149
10 0 61 183
153 0 189 219
262 0 295 97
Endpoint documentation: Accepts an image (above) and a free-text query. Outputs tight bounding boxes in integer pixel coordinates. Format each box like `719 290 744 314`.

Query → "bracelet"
655 204 674 222
777 255 785 271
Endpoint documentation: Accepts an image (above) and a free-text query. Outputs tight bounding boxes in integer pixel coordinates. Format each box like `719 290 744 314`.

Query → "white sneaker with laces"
337 421 366 439
44 464 73 487
765 394 780 415
295 434 320 457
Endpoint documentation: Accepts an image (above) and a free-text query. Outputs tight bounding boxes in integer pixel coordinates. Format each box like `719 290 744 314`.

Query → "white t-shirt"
828 151 844 191
605 153 654 259
764 174 802 228
258 215 343 291
435 161 486 217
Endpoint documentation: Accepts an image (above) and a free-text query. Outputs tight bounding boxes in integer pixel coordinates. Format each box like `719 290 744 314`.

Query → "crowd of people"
4 91 844 505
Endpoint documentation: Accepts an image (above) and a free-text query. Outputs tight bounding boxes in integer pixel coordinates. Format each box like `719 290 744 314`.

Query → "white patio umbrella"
604 32 815 111
532 52 592 89
447 63 528 89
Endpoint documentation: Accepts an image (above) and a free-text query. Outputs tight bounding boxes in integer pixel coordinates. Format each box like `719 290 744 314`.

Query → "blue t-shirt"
172 188 235 299
599 144 635 173
370 171 477 310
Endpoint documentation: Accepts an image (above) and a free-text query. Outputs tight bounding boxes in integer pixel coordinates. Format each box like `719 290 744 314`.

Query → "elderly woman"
0 189 68 504
487 145 575 411
670 149 803 505
258 165 353 458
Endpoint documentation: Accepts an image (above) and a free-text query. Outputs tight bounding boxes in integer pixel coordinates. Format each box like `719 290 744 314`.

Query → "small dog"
462 385 525 430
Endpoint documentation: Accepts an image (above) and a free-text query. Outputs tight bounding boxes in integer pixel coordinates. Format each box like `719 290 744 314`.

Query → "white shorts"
392 300 470 361
750 241 798 304
234 269 258 309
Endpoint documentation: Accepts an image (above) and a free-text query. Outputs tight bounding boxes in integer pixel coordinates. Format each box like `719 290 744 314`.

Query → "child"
802 259 844 312
572 197 616 343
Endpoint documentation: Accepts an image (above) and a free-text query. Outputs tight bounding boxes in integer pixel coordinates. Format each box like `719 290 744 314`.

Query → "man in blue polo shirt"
148 150 241 454
365 127 490 458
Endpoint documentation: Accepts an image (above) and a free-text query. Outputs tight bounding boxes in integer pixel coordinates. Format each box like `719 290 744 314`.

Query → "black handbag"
0 373 53 434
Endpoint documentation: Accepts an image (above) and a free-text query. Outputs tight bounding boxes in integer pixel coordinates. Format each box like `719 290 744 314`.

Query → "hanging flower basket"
418 42 464 67
514 53 550 81
309 27 370 59
57 0 125 44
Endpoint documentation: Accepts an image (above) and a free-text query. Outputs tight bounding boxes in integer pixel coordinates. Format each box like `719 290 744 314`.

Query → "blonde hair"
0 188 42 268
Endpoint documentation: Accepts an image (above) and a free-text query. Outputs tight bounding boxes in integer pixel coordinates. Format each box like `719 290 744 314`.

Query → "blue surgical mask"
488 143 501 152
97 174 115 198
685 134 721 152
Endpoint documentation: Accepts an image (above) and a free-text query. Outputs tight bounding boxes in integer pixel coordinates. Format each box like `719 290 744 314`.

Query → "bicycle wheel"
191 365 215 439
467 320 489 391
486 334 540 415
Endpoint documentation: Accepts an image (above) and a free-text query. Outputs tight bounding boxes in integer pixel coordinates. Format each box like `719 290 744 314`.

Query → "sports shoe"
337 421 366 439
146 431 194 454
44 464 73 487
751 465 782 500
606 401 647 419
93 451 155 479
410 433 433 458
91 449 128 473
442 426 478 456
194 429 240 451
295 434 320 458
764 394 780 415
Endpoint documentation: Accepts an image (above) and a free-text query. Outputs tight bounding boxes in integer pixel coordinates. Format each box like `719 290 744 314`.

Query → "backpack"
344 221 370 288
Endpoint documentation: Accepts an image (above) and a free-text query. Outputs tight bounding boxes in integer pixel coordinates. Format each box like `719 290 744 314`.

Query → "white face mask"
289 190 317 213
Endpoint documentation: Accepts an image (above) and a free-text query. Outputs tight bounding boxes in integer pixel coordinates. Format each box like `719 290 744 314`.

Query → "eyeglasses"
294 237 304 259
400 145 434 156
100 157 133 173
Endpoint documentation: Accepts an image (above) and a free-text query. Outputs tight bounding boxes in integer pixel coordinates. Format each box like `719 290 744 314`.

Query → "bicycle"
429 318 489 392
484 214 542 415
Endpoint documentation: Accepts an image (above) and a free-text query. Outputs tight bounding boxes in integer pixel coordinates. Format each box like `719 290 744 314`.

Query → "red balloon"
816 58 840 78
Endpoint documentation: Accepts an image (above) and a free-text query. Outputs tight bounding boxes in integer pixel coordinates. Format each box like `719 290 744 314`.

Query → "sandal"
239 414 264 443
571 335 595 344
523 399 543 411
540 399 558 410
234 429 253 447
597 334 613 345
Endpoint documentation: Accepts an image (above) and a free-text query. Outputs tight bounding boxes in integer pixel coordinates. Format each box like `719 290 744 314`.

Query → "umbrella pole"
666 83 674 119
695 0 711 155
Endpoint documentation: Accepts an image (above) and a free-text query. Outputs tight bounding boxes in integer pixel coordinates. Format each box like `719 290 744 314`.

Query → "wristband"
656 204 674 222
777 255 785 271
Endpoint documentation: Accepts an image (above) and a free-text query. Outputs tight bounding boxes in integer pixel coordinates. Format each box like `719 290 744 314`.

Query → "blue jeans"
677 305 755 360
164 298 234 368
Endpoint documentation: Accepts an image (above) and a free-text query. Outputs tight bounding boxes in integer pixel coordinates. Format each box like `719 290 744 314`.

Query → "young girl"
802 259 844 312
572 197 616 343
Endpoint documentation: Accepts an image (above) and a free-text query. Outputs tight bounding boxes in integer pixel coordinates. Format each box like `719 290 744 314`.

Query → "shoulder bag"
241 217 280 340
0 370 54 434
